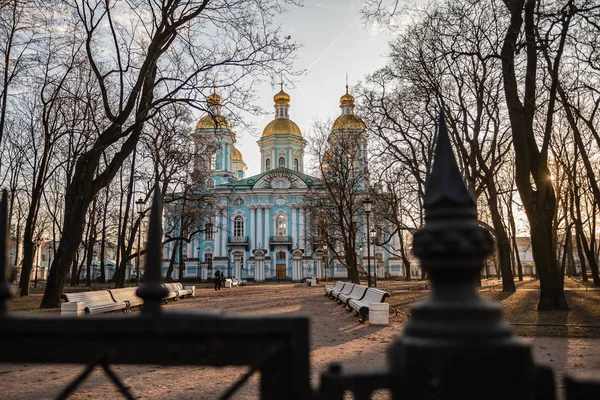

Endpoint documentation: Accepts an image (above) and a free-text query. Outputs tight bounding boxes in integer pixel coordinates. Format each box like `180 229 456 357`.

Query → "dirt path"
1 283 598 399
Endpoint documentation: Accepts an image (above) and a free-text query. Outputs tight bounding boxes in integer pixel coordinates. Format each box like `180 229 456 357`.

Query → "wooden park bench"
324 281 344 298
338 284 368 308
347 287 391 323
62 290 128 315
109 287 144 313
330 283 355 302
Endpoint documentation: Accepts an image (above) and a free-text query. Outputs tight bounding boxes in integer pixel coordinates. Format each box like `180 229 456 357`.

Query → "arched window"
276 251 286 260
205 252 213 269
234 216 244 237
278 157 285 168
206 178 215 188
266 158 271 171
294 158 299 171
210 154 217 170
276 215 287 236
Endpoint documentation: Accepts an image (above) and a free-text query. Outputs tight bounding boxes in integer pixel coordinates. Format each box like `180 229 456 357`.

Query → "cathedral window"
276 251 286 260
206 178 215 188
210 154 217 170
233 198 244 206
205 252 213 269
276 215 287 236
234 216 244 237
205 223 214 240
294 158 299 171
266 158 271 171
278 157 285 168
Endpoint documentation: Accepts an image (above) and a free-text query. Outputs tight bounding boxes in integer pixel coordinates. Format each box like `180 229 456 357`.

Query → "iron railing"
0 112 598 399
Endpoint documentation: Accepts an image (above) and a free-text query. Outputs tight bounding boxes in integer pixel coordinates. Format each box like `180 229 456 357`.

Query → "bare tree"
41 0 299 308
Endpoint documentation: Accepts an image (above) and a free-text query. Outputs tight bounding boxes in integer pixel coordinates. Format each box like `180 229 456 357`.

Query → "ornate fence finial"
137 185 168 315
0 190 10 315
387 111 536 400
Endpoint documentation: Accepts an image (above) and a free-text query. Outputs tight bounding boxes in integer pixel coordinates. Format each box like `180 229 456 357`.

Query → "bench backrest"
109 287 142 303
338 283 356 296
362 288 390 304
332 281 344 292
163 283 180 292
63 290 116 306
348 285 367 299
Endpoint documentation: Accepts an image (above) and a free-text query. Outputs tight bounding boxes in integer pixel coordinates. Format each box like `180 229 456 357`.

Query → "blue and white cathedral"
162 84 408 281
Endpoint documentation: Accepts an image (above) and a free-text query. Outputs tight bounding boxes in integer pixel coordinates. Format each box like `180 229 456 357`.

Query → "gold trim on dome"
273 81 290 105
261 118 302 138
332 114 366 131
207 92 222 106
196 114 231 129
233 147 243 161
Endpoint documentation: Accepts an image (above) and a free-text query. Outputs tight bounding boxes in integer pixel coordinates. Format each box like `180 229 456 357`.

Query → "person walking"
214 269 222 291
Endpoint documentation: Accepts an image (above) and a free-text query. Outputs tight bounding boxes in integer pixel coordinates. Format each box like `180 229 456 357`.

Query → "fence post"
387 112 549 399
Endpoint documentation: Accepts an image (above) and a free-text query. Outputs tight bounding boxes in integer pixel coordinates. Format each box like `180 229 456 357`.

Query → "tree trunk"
501 0 568 310
85 198 97 286
166 242 178 282
117 151 137 288
575 230 588 281
488 190 515 291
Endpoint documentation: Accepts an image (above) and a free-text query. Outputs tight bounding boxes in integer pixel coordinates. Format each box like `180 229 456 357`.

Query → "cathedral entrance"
276 251 287 282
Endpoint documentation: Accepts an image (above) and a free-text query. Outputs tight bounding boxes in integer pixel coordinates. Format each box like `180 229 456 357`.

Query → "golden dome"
340 85 355 107
207 92 222 106
274 89 290 105
262 118 302 138
332 114 366 131
233 147 243 161
196 114 231 130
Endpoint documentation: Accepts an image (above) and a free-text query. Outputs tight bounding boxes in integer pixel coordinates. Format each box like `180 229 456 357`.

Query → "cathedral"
162 84 407 281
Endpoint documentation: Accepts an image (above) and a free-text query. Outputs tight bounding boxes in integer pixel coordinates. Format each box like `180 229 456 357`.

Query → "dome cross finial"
345 73 349 94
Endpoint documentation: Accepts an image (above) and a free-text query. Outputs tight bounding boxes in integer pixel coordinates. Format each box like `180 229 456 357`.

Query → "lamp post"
363 197 373 287
371 228 377 287
135 197 145 286
323 244 328 283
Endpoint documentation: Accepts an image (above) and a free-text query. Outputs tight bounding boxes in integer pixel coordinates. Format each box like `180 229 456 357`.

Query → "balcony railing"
228 236 249 245
269 235 292 248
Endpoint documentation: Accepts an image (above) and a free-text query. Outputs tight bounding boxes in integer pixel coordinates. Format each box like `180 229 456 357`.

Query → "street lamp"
371 228 377 287
323 244 328 283
135 197 145 286
363 197 373 287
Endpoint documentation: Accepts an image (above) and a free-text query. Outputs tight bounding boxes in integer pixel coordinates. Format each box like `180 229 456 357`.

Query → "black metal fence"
0 112 599 399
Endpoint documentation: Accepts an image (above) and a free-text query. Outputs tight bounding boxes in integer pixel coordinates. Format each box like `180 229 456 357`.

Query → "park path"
1 283 598 399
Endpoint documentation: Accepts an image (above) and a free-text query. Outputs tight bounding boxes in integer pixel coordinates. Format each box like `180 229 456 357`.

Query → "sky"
193 1 395 177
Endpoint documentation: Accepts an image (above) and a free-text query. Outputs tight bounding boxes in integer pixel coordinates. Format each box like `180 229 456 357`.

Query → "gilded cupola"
332 83 366 131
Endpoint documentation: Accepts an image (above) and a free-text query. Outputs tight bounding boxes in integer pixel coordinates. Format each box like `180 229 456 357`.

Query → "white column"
215 212 221 257
222 211 227 257
291 207 297 247
257 206 263 248
250 206 255 250
265 207 270 247
299 208 305 249
265 207 270 278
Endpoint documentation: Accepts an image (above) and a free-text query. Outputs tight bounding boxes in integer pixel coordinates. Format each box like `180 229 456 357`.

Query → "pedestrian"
214 269 222 291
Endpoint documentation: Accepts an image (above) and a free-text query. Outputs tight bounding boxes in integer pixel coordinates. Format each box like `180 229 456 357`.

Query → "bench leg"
358 309 368 324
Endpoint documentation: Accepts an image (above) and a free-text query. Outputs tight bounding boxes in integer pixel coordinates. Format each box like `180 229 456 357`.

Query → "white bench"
163 282 193 301
324 281 344 297
331 283 355 302
231 277 247 286
348 288 391 323
62 290 127 315
338 284 368 308
109 287 144 313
